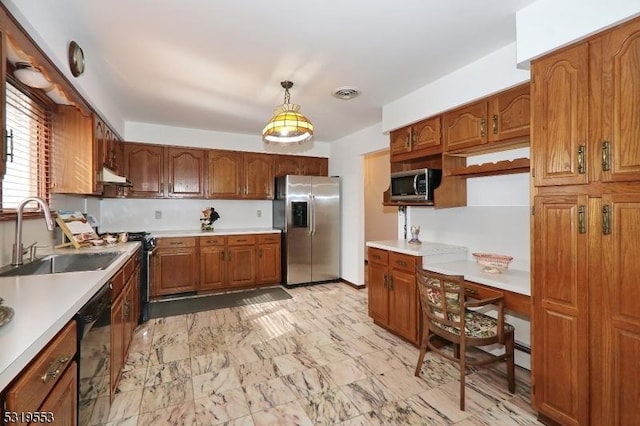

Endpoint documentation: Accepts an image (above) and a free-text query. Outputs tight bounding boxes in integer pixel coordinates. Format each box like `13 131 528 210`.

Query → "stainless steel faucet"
12 197 55 265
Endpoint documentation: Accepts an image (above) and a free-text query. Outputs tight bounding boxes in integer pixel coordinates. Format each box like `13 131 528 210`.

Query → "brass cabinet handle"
466 288 479 296
236 239 246 242
578 205 586 234
220 251 225 261
480 118 486 138
169 242 183 246
602 205 611 235
372 254 380 260
383 274 387 289
397 260 407 267
41 356 70 383
578 145 586 174
389 275 394 290
259 248 263 258
405 133 410 148
602 141 611 171
492 114 498 134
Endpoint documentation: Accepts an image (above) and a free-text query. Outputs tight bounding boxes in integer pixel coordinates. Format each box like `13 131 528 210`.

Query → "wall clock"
68 41 85 77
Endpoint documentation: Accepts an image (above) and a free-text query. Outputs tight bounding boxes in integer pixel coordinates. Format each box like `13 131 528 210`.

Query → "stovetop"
113 231 156 250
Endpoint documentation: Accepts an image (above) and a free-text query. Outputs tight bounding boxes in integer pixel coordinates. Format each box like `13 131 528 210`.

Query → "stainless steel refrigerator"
273 175 340 286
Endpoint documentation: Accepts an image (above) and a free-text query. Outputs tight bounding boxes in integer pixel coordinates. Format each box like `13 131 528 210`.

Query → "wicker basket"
472 253 513 269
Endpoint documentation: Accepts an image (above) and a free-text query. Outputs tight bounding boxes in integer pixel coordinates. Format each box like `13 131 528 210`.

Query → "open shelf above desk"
446 157 530 178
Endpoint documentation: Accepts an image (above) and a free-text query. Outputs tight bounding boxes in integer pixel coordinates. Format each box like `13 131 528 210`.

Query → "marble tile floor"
85 283 542 426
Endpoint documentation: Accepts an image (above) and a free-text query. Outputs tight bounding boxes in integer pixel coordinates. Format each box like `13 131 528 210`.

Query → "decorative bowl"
472 253 513 270
104 236 118 245
90 239 105 246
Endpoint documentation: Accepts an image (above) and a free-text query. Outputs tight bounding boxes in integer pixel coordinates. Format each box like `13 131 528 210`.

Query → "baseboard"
340 278 366 290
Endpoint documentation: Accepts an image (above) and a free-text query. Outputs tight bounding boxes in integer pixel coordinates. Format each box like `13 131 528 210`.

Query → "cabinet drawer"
228 235 256 246
389 252 416 273
368 248 388 266
464 281 503 301
256 234 280 244
200 236 225 246
5 321 77 419
156 237 196 248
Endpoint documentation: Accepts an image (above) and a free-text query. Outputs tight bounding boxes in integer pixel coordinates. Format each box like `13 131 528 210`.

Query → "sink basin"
0 252 122 277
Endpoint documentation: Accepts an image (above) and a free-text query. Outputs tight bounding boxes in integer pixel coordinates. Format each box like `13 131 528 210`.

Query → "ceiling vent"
332 86 361 100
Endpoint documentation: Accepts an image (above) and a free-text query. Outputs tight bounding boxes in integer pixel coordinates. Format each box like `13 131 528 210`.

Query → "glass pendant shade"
262 81 314 145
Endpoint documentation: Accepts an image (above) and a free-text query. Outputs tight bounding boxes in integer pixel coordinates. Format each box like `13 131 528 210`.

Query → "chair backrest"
416 268 466 333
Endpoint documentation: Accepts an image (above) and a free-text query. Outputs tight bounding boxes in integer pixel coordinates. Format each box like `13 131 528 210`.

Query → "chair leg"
453 343 460 360
506 331 516 393
414 329 430 376
459 352 466 411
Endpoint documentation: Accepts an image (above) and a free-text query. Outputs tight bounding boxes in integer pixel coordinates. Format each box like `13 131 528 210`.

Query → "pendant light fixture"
262 80 314 145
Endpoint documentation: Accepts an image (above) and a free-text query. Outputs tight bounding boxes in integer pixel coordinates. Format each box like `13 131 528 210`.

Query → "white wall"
516 0 640 64
330 123 389 285
364 150 398 258
383 43 530 133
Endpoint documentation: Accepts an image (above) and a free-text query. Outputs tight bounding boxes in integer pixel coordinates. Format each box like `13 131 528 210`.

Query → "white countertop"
423 260 530 296
366 240 530 296
151 228 281 238
0 242 141 391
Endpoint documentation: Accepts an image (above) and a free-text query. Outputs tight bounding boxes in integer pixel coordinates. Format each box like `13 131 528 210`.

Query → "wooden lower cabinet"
110 288 125 397
4 321 77 426
256 234 281 284
153 237 198 297
367 247 420 344
198 233 281 292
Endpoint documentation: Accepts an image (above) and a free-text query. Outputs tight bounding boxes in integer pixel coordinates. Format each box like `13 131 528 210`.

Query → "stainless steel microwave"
390 168 442 202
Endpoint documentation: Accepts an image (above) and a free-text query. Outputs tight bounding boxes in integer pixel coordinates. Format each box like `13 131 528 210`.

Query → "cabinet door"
300 157 328 176
244 153 274 199
532 195 589 426
155 248 198 296
0 31 6 178
488 84 530 143
531 43 589 187
368 262 389 325
274 155 300 177
200 245 227 291
167 147 205 198
411 117 442 156
51 106 96 194
110 292 124 398
207 150 243 198
599 20 640 182
124 143 165 197
443 102 487 152
256 243 281 284
123 279 134 354
227 245 256 287
390 127 412 159
596 193 640 426
388 269 418 344
39 361 77 426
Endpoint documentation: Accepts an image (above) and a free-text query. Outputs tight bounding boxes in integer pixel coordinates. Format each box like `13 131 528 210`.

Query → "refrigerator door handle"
308 194 313 236
311 194 317 236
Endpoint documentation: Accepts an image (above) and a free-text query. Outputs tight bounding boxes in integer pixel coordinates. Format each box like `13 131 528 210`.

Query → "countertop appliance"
75 281 111 425
112 231 156 322
390 168 442 203
273 175 340 287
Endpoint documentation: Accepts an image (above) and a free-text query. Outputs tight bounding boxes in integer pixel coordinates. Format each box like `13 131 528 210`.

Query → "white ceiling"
12 0 535 142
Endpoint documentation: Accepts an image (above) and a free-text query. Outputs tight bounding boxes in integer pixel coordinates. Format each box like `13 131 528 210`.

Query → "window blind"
2 81 52 210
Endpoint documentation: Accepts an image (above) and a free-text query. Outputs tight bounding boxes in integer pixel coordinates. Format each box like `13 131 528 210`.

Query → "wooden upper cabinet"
391 117 442 162
124 143 165 197
488 84 530 143
166 147 205 198
51 105 97 195
299 156 328 176
0 30 6 179
244 153 273 198
599 19 640 183
532 43 589 187
207 150 243 198
443 102 488 152
274 155 328 177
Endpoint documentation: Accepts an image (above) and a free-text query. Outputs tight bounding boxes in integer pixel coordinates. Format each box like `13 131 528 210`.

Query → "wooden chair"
414 268 515 410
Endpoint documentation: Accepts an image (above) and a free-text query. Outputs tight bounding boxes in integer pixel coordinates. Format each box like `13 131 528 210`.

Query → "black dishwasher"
75 281 112 425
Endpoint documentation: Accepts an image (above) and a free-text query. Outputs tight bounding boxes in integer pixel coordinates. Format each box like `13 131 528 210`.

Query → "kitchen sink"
0 252 122 277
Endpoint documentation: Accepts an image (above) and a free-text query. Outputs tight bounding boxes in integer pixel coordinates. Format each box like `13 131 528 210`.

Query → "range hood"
100 167 132 186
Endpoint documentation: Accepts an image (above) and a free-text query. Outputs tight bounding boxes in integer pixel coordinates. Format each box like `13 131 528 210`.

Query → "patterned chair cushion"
431 310 515 339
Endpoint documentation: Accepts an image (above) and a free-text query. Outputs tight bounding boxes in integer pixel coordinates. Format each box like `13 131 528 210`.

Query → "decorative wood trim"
446 157 530 178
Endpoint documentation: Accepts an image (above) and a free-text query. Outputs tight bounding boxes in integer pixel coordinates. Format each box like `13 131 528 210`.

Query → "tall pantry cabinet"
531 17 640 426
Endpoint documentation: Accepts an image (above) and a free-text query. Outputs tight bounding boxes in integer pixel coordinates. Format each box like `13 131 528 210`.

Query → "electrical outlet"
256 209 262 218
155 210 162 219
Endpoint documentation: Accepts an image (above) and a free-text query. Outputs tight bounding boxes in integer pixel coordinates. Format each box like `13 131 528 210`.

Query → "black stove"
125 231 157 251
